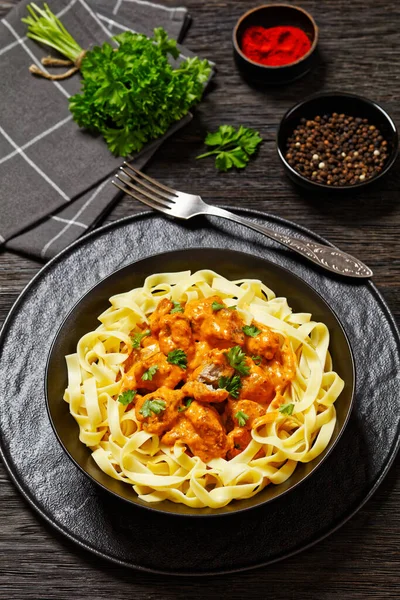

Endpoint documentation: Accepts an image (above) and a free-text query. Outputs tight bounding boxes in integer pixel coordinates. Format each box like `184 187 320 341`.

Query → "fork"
112 163 373 279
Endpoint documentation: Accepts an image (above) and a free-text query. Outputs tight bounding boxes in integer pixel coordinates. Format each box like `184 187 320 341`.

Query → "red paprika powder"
241 25 312 67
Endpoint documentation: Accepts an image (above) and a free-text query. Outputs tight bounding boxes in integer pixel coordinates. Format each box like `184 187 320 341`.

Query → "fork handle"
205 205 373 279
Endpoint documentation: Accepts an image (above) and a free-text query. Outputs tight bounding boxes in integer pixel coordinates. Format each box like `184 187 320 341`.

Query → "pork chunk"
135 387 184 436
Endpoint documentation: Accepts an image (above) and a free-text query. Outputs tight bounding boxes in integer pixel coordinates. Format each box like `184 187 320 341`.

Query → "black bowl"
277 92 399 191
46 248 355 517
233 4 318 85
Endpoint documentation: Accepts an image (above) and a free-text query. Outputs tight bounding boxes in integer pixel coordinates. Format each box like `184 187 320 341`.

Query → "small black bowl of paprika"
233 4 318 85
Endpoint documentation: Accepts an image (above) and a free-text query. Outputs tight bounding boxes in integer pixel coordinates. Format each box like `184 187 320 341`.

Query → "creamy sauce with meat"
121 295 296 463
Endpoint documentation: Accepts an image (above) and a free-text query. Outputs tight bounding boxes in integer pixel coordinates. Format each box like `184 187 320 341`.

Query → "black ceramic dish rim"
44 245 356 519
276 91 399 191
232 3 319 70
1 209 399 575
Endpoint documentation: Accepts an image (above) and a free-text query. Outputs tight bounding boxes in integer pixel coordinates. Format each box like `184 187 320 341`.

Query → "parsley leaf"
218 374 242 399
235 410 249 427
236 126 263 156
215 147 248 172
167 349 187 369
139 398 166 418
131 329 151 349
117 389 137 406
252 355 262 366
202 125 237 146
212 301 226 311
279 403 295 416
224 346 250 376
170 301 184 314
152 27 180 59
178 398 193 412
196 125 262 172
242 324 261 337
23 5 212 158
141 365 158 381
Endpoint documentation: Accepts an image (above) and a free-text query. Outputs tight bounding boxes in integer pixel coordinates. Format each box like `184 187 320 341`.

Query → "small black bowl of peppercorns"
276 92 398 191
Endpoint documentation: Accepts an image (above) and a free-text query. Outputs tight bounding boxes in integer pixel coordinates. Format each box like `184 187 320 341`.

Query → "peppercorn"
285 113 389 186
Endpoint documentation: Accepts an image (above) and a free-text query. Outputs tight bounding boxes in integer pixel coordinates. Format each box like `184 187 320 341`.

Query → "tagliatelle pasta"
64 270 344 508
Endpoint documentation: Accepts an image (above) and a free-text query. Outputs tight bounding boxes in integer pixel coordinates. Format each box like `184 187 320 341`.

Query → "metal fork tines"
113 163 178 213
112 164 373 279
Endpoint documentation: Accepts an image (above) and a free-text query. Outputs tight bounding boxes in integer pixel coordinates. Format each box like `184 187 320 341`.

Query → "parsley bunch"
22 3 83 63
24 5 211 157
196 125 262 171
70 30 211 156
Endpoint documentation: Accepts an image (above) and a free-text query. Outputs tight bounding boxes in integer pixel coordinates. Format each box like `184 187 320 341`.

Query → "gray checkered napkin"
0 0 193 259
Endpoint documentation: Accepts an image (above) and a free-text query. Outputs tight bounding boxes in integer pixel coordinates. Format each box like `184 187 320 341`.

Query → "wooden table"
1 0 399 597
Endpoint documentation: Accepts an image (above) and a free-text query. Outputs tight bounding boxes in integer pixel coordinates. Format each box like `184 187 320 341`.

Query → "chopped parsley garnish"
170 301 184 314
141 365 158 381
117 389 137 406
235 411 249 427
131 329 151 349
212 301 226 311
167 349 187 369
242 324 261 337
224 346 250 376
279 403 294 416
178 398 193 412
251 355 262 365
139 398 166 418
218 374 242 399
212 301 237 311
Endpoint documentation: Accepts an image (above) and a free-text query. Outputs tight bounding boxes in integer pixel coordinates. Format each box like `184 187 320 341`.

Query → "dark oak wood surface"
1 0 399 597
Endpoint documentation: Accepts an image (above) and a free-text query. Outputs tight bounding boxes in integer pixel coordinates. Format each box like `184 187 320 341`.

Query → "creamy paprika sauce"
119 295 296 463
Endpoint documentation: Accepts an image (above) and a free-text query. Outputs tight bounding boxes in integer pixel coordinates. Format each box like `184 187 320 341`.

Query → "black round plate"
0 208 399 575
45 248 355 516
